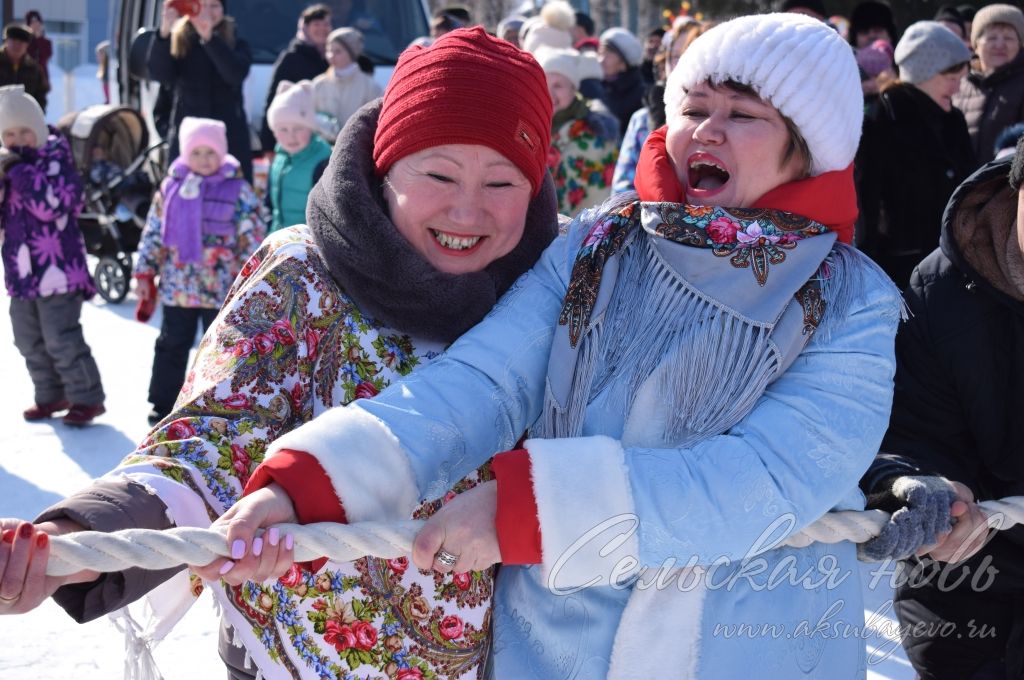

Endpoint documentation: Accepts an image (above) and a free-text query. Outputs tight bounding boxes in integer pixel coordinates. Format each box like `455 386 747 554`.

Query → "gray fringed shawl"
535 199 885 447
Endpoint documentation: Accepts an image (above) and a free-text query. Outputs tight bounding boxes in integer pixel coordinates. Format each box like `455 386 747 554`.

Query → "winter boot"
23 399 71 421
62 403 106 427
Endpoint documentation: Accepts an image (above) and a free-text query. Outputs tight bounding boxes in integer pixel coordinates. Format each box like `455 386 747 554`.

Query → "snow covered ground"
0 282 917 679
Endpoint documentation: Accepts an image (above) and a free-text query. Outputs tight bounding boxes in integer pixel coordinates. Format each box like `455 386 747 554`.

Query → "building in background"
8 0 110 72
2 0 113 121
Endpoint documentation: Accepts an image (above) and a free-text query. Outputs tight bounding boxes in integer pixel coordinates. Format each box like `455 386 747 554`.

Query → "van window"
231 0 429 65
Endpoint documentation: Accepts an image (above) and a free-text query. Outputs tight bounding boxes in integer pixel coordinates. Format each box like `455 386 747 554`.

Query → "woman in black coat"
148 0 253 180
857 21 976 289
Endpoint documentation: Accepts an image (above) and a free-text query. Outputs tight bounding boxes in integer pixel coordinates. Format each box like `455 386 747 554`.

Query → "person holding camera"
148 0 254 181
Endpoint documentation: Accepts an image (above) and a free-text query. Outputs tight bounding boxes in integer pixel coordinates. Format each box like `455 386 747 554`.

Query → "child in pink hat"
132 115 267 424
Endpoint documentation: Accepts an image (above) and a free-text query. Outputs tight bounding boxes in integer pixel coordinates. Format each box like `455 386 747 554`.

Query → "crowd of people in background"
3 1 1024 679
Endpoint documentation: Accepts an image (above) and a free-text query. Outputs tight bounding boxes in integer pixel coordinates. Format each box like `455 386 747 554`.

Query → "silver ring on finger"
435 548 459 568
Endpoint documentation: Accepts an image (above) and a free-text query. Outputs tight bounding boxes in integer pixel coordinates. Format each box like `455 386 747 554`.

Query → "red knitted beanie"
373 27 553 195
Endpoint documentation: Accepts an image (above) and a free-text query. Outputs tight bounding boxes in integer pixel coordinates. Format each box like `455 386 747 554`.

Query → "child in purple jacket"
0 85 105 426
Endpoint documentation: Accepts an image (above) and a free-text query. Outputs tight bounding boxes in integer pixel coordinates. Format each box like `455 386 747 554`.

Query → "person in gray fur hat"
598 26 646 136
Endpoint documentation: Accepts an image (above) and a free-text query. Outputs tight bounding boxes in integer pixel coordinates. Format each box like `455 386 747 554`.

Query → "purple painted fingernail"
219 561 235 575
252 537 264 557
268 528 280 546
231 539 246 559
284 534 293 551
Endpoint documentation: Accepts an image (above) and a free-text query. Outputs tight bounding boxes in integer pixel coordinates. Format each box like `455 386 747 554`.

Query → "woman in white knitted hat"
858 20 975 289
536 46 619 216
208 13 901 678
953 3 1024 165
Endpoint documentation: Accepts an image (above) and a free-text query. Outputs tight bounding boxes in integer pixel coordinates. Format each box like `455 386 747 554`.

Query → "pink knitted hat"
178 116 228 161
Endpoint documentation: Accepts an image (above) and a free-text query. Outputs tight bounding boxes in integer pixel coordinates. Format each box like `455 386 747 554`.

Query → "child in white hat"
0 84 106 426
133 115 267 424
535 46 619 216
312 27 382 141
266 79 333 233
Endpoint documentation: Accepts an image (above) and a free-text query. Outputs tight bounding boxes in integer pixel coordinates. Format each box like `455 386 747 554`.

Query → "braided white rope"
44 497 1024 576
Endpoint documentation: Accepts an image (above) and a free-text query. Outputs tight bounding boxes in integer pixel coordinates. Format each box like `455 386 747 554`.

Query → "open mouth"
687 156 731 193
430 229 484 253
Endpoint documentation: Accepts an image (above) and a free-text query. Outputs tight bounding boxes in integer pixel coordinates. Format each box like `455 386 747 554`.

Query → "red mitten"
134 274 158 323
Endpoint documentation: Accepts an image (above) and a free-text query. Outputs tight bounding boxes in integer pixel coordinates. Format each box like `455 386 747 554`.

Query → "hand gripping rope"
43 497 1024 576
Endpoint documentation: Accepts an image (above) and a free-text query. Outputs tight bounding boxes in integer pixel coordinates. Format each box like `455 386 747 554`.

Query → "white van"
112 0 429 152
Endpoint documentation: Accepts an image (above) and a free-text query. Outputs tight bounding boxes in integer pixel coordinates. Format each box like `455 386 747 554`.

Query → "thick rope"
44 497 1024 576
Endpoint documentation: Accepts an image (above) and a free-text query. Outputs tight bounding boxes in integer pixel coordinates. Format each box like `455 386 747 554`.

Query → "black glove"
859 475 957 561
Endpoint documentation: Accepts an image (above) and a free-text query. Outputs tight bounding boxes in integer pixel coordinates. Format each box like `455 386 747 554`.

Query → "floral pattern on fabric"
0 128 93 300
549 116 618 218
115 226 493 679
132 177 266 308
560 201 832 346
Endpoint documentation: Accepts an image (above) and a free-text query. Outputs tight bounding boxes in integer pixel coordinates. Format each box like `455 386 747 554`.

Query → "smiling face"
546 72 576 114
666 81 807 208
187 144 222 175
383 144 532 275
977 23 1022 74
272 122 313 154
2 126 38 148
915 64 967 111
305 17 332 49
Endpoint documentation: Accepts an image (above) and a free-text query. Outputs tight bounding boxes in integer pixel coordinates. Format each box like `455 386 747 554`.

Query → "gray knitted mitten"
858 476 957 562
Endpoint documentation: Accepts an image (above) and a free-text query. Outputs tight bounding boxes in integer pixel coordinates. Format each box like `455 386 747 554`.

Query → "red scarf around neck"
634 126 856 245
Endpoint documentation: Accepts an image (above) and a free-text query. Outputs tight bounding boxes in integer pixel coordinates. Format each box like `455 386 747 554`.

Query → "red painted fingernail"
1 530 13 544
18 524 32 539
36 533 48 549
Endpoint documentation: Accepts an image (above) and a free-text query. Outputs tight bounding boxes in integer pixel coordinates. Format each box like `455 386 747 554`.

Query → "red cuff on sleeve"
244 449 347 572
492 449 542 565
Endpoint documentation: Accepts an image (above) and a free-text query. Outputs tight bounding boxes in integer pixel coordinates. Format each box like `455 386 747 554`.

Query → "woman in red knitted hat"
2 27 556 680
204 13 909 680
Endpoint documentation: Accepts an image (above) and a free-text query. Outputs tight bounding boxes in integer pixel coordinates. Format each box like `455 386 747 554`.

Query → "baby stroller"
57 105 165 303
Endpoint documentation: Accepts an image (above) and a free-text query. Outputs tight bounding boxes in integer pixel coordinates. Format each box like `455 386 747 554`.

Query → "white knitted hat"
267 79 322 134
0 85 47 148
535 47 602 90
667 13 864 176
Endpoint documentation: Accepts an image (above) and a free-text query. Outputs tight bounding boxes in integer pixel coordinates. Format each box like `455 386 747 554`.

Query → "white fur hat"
667 13 864 176
0 85 47 148
535 47 602 90
267 79 322 134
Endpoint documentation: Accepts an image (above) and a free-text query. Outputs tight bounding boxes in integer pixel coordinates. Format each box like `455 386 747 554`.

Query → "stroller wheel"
94 255 131 303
